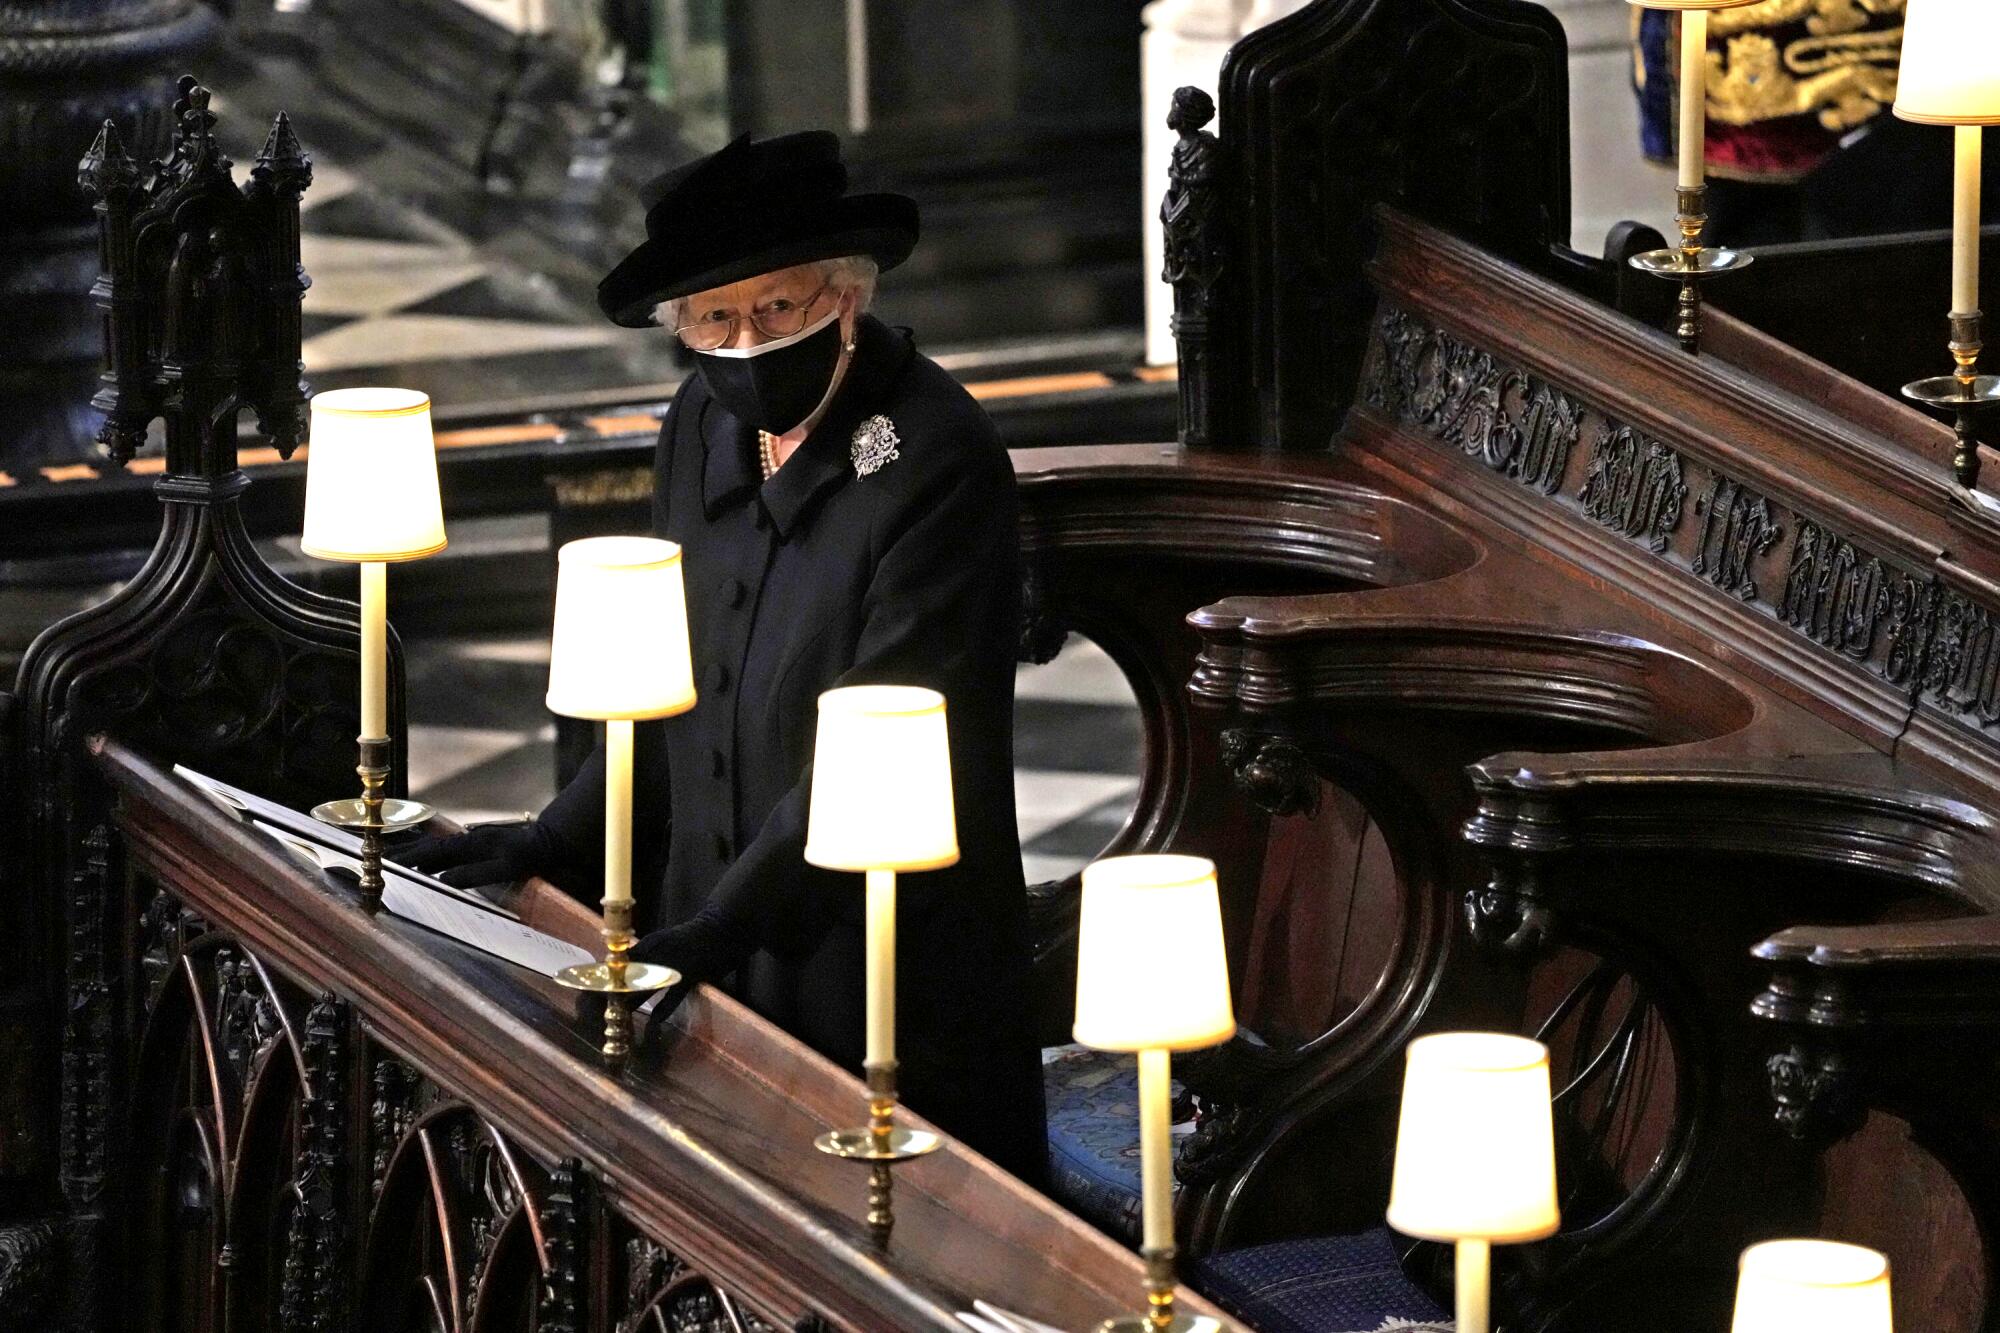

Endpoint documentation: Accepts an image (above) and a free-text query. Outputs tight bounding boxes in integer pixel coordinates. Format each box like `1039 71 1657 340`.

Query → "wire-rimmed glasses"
672 284 832 351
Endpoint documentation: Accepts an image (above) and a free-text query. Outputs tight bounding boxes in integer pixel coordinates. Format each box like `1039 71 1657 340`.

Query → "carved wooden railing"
91 736 1225 1333
1167 206 2000 1332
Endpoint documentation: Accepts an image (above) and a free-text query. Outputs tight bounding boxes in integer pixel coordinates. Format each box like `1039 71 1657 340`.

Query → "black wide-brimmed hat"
597 130 919 328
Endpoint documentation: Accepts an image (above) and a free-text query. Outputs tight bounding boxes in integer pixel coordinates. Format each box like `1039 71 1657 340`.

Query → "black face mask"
694 312 845 434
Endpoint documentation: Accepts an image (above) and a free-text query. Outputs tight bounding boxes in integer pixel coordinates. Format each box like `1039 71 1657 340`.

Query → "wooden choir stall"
9 1 2000 1331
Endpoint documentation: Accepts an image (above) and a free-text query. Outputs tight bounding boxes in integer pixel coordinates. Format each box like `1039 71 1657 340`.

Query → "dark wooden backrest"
1175 0 1578 453
1173 199 2000 1328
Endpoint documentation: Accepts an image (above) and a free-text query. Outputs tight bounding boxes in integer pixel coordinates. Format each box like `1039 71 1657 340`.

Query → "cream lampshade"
803 685 960 872
300 385 448 887
1072 854 1237 1052
1894 0 2000 126
1073 853 1234 1333
1732 1240 1893 1333
803 684 960 1237
301 387 447 562
545 537 697 722
1387 1033 1559 1333
1387 1032 1561 1244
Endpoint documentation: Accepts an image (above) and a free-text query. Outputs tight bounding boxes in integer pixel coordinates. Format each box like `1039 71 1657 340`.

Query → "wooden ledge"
92 736 1227 1333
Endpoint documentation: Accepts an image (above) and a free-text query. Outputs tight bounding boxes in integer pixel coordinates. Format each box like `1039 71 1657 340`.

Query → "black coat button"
707 663 731 694
711 748 727 778
723 578 747 608
713 832 732 862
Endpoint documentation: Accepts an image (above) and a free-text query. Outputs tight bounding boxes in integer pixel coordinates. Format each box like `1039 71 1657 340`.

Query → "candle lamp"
804 685 960 1249
300 387 448 907
1894 0 2000 497
1072 853 1235 1333
1626 0 1759 353
544 537 698 1063
1732 1239 1893 1333
1385 1033 1560 1333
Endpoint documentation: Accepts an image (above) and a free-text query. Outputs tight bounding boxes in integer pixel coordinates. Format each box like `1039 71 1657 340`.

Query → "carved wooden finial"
1162 84 1226 448
1167 85 1215 136
251 111 313 197
77 121 140 201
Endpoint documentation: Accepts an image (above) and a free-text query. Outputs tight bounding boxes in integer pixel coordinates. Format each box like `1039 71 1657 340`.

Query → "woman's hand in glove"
401 819 557 890
631 916 739 1042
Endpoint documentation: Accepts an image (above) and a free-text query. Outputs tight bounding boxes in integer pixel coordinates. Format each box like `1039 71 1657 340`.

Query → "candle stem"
1678 9 1708 191
604 718 634 908
1956 125 1983 317
866 868 896 1065
360 560 387 741
1138 1046 1174 1254
1456 1237 1491 1333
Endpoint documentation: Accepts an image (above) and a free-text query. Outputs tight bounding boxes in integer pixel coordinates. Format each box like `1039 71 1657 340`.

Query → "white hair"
654 255 879 331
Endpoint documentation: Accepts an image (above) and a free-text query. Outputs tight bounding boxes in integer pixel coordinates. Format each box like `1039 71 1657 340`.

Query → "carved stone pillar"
0 0 218 469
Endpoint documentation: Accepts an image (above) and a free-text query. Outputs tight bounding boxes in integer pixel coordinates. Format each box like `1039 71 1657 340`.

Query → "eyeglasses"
672 284 832 351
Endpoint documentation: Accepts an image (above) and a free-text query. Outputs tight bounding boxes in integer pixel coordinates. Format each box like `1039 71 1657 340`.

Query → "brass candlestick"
356 734 389 908
813 1060 939 1249
553 898 678 1065
1095 1246 1220 1333
1904 309 2000 495
309 737 437 910
1629 184 1753 354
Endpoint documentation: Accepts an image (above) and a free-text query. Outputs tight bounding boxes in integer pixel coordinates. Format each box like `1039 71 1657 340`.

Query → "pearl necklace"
758 430 781 482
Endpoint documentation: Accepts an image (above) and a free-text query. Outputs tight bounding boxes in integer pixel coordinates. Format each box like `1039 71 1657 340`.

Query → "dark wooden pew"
90 734 1228 1332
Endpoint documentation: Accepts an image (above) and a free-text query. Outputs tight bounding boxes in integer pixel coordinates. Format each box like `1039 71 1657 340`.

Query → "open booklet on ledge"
172 763 596 978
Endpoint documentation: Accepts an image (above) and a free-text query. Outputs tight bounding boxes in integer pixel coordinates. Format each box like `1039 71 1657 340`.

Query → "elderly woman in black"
409 131 1047 1184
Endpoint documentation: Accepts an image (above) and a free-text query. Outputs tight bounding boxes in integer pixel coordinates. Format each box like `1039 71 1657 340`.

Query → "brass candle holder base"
553 900 678 1066
1094 1247 1221 1333
1629 185 1753 355
813 1060 939 1249
325 735 396 910
310 796 435 833
1904 310 2000 498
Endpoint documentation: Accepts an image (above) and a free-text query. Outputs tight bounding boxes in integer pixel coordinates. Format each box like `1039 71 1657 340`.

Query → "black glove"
400 819 557 890
632 916 739 1043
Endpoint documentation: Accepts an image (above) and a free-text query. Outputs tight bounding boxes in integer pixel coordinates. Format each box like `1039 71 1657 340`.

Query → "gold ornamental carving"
1704 0 1905 133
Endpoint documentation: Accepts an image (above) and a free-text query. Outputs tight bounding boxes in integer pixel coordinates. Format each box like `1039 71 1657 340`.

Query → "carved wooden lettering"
1578 427 1686 554
1693 476 1782 601
1780 520 1891 660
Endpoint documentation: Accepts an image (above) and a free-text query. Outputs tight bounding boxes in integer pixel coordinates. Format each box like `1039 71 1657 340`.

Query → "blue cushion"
1043 1044 1172 1240
1188 1229 1452 1333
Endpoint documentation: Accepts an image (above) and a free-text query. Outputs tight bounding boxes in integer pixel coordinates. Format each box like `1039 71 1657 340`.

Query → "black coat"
540 315 1047 1183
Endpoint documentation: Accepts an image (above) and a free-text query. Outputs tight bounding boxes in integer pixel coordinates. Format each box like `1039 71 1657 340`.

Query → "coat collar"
698 314 917 539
